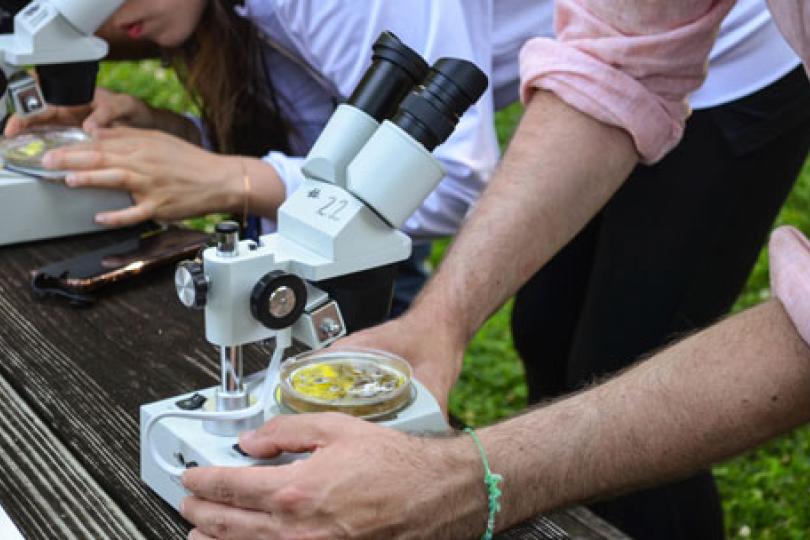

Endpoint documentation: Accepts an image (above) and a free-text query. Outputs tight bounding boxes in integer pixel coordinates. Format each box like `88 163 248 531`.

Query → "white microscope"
0 0 130 246
140 32 488 510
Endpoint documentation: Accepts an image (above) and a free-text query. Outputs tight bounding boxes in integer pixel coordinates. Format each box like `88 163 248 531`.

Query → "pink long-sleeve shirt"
518 1 810 342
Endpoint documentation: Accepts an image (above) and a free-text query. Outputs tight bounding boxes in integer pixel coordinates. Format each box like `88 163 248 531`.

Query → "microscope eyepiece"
347 31 430 123
391 58 488 151
36 61 99 106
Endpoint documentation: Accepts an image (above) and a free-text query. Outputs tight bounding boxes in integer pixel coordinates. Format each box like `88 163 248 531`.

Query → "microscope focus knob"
251 271 307 329
175 261 208 310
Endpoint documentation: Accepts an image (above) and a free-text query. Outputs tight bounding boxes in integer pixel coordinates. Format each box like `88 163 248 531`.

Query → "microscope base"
140 378 448 510
0 173 130 246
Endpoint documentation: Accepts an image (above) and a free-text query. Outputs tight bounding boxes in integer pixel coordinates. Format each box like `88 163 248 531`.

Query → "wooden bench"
0 230 630 539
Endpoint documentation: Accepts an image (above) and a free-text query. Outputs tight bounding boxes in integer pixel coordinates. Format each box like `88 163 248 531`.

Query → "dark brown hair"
170 0 290 157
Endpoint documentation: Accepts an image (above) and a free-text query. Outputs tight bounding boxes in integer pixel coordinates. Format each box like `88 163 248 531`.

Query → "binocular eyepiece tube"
346 52 488 229
301 32 430 186
347 31 430 123
392 58 489 152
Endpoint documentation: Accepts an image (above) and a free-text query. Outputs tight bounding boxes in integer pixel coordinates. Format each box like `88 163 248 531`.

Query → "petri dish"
0 126 90 179
278 348 413 419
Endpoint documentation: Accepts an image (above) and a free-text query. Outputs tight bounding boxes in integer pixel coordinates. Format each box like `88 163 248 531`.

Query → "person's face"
111 0 207 48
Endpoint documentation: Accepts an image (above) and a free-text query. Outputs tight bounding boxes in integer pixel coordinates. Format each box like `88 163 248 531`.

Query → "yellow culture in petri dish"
278 349 413 419
14 139 45 158
0 126 90 178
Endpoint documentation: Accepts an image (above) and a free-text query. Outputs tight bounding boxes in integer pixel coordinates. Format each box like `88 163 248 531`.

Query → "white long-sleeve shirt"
239 0 798 239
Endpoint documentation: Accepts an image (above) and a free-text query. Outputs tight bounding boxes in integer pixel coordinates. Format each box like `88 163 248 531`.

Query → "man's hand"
337 313 465 415
180 413 485 540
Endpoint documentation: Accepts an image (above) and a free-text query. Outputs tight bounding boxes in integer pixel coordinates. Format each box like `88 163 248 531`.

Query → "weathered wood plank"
498 508 630 539
0 369 144 539
0 231 629 539
0 230 231 539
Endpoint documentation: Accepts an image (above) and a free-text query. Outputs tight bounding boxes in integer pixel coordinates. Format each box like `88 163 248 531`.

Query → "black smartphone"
31 227 210 302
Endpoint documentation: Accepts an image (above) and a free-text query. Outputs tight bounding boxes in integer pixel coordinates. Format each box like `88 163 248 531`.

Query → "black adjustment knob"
215 220 240 256
215 221 239 234
250 271 307 329
175 260 208 310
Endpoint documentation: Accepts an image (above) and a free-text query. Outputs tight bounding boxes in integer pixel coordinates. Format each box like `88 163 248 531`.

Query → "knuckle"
272 485 312 515
210 514 229 536
211 479 236 504
257 416 285 435
92 153 107 168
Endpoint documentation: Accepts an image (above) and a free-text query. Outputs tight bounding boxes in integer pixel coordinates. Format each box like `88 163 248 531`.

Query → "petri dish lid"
0 126 90 179
278 348 414 419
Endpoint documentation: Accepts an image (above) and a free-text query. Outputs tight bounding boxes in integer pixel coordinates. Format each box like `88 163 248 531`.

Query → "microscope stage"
0 172 131 246
140 377 448 510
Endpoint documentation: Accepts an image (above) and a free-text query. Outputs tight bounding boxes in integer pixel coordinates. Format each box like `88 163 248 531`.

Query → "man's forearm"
476 299 810 530
409 91 638 347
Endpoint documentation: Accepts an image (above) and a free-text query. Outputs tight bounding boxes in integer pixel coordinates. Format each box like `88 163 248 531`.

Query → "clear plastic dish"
277 348 413 419
0 126 90 179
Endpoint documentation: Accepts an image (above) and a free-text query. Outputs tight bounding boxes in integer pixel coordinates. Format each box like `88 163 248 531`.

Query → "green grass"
99 61 810 538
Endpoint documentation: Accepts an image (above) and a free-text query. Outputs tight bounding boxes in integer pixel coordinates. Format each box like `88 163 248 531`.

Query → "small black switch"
185 461 199 469
232 443 249 457
176 393 207 410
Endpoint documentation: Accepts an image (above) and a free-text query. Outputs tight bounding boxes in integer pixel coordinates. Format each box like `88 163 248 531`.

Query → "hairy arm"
180 299 810 540
476 299 810 529
367 91 638 402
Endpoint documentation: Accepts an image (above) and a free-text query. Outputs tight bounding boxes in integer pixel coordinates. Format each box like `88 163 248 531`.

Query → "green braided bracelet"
464 428 503 540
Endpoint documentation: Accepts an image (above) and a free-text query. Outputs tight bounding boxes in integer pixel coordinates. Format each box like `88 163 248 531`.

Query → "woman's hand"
5 87 158 136
41 126 244 227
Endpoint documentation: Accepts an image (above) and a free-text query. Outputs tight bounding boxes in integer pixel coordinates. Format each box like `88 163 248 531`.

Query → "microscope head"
0 0 123 117
176 33 488 355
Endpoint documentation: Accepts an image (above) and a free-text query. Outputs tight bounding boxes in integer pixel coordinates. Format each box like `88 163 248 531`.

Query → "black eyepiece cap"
372 32 430 83
347 32 430 123
431 58 489 115
392 58 488 151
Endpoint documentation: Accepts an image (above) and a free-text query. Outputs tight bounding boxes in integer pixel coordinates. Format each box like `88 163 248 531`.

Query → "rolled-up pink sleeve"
520 0 734 164
770 226 810 346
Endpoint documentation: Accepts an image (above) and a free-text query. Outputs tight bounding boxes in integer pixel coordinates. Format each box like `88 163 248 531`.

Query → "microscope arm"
0 0 123 117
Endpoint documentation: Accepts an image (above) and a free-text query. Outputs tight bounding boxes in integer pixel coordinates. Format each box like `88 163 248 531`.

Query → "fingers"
94 201 154 228
43 144 133 171
182 466 291 511
4 110 59 137
84 104 131 132
93 125 162 140
4 114 31 137
84 90 139 131
238 413 347 458
65 168 133 190
181 497 276 540
187 530 215 540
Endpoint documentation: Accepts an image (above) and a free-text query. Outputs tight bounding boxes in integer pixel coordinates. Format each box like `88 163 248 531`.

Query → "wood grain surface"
0 230 629 540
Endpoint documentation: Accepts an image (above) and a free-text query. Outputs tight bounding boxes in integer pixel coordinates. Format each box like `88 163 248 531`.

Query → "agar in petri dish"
278 349 414 419
0 126 90 179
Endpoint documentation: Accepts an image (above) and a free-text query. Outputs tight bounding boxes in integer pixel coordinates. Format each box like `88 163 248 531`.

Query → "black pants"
511 67 810 540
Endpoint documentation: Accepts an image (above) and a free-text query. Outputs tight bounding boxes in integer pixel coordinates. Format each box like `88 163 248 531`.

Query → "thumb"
239 413 344 458
4 114 30 137
83 101 126 132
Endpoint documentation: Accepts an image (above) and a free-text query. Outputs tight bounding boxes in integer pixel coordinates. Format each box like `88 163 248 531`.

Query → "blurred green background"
100 60 810 539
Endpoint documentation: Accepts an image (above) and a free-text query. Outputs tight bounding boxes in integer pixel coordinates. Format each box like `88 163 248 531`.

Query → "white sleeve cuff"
262 151 307 199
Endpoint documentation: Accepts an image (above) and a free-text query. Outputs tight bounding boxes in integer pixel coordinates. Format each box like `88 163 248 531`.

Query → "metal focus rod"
220 345 244 394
